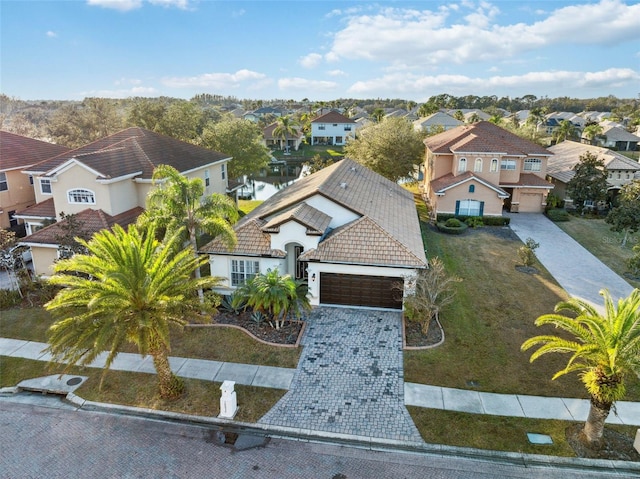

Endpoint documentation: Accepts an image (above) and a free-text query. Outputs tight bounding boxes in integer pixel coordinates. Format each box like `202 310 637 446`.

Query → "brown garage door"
320 273 403 309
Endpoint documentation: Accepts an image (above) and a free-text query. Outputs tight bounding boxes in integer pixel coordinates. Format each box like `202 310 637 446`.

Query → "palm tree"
582 123 603 145
371 108 385 123
240 268 298 330
45 224 218 399
272 116 299 151
139 164 238 302
521 289 640 446
553 120 576 144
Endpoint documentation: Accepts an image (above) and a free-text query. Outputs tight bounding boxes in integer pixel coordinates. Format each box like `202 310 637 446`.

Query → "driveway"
259 307 422 442
507 213 635 309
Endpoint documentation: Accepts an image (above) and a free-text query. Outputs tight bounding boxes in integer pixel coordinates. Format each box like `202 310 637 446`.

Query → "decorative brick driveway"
259 307 422 442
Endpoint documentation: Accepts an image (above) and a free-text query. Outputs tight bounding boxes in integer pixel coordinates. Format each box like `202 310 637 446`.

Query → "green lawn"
554 215 639 289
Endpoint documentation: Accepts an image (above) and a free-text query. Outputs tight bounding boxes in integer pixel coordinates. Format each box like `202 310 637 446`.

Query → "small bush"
546 208 570 222
437 222 468 235
220 292 246 315
0 289 21 309
445 218 462 227
465 216 484 228
436 214 509 226
518 237 540 267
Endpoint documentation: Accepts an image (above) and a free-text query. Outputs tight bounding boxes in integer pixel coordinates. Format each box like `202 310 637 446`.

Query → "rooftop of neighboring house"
311 111 356 124
424 121 553 157
0 131 70 172
601 125 640 142
263 123 304 140
22 127 230 180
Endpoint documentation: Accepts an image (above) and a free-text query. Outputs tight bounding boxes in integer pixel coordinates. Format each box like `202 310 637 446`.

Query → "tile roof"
14 198 56 218
262 202 331 235
430 171 509 196
21 206 144 246
500 173 554 188
425 121 552 157
206 158 427 268
1 131 70 171
311 111 356 124
298 216 425 267
23 127 230 179
200 218 286 258
547 141 640 184
602 126 640 142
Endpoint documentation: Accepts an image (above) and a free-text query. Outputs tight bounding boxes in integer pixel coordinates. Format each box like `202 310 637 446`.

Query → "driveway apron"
259 307 422 442
507 213 635 308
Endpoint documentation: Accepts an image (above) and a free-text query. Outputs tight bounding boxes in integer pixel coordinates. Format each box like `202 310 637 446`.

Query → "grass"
554 215 639 289
407 407 639 456
405 191 640 401
238 199 263 216
0 357 283 423
0 307 300 368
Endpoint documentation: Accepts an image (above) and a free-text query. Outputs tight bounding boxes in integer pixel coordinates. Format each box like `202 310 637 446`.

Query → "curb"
64 391 640 476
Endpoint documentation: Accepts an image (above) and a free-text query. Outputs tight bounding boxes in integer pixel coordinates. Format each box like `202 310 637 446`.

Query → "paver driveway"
259 307 422 442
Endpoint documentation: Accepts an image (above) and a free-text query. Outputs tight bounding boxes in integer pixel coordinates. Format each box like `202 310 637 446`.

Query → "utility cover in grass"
527 433 553 445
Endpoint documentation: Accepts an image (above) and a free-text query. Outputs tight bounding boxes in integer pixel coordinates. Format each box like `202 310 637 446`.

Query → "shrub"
436 214 509 226
465 216 484 228
546 208 570 222
628 244 640 277
220 292 246 315
444 218 462 227
518 237 540 267
437 221 468 235
0 289 21 309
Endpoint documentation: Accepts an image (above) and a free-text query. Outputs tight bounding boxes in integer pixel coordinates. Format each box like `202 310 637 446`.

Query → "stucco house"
413 112 463 133
423 121 554 216
599 125 640 152
0 131 70 230
262 123 304 151
17 127 231 276
546 140 640 203
310 111 357 146
201 158 427 310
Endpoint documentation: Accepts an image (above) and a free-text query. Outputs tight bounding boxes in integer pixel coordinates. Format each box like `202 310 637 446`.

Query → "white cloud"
278 77 338 92
327 70 347 77
162 69 269 89
46 31 57 38
87 0 190 11
148 0 190 9
299 53 323 69
326 0 640 67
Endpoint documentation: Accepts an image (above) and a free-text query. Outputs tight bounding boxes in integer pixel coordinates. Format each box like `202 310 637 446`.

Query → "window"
458 158 467 172
0 172 7 192
8 210 17 227
40 178 52 194
221 164 226 180
524 158 542 172
318 125 326 130
474 158 483 172
29 175 34 185
500 160 516 171
456 199 483 216
344 126 352 131
205 169 210 187
490 158 498 172
231 260 259 286
67 188 95 204
468 184 475 193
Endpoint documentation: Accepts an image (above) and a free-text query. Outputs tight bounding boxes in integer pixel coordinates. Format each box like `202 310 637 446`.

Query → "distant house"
0 131 70 231
423 121 554 216
17 127 231 276
599 126 640 152
546 140 640 203
413 112 463 133
201 159 427 310
310 111 357 146
262 123 304 151
243 106 283 123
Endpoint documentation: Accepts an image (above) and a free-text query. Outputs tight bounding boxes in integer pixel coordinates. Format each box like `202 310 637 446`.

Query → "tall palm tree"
45 224 218 399
553 120 576 144
522 289 640 446
583 123 604 145
272 116 299 151
371 108 385 123
139 164 238 302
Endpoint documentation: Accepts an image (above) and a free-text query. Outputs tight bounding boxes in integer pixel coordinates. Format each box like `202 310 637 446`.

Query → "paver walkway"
507 213 635 308
258 307 423 442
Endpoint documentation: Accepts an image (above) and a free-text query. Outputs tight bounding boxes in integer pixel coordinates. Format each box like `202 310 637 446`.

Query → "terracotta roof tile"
199 218 286 258
14 198 56 218
262 202 331 235
501 173 554 188
311 111 356 124
1 131 70 171
431 172 509 196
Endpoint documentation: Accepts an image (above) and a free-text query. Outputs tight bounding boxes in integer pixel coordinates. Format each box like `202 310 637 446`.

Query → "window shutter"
479 201 484 216
455 200 460 216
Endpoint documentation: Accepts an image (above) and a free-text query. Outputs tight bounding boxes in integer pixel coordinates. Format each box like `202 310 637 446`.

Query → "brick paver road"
0 397 626 479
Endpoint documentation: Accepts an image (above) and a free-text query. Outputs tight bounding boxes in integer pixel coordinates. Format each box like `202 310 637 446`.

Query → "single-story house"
200 158 428 310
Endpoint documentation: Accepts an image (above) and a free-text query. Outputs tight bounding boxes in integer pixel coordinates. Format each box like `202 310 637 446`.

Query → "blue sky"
1 0 639 102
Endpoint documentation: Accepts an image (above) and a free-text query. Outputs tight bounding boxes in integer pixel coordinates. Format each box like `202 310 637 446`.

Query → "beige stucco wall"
29 245 58 277
0 170 36 228
48 164 111 218
184 162 229 197
434 180 504 216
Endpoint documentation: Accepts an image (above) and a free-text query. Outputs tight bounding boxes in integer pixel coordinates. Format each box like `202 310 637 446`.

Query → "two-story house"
0 131 70 231
17 127 231 276
310 111 357 146
200 158 427 310
423 121 554 216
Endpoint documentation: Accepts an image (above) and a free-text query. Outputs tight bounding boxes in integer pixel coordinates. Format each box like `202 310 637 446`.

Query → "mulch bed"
212 311 303 345
565 423 640 461
404 317 443 348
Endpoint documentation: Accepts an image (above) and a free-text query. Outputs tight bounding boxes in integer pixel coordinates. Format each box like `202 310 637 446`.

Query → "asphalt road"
1 394 634 479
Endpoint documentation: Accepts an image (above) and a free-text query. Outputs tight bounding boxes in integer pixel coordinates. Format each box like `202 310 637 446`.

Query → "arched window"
474 158 483 172
490 158 498 172
67 188 95 204
469 184 475 193
458 158 467 172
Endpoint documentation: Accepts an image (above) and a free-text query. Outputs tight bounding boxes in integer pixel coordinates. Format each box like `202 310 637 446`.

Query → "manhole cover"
66 377 83 386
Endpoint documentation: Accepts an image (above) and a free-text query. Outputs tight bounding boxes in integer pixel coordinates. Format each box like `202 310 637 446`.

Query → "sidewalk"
3 337 639 426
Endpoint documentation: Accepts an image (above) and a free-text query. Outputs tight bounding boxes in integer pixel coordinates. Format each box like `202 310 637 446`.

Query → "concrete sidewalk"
3 337 639 426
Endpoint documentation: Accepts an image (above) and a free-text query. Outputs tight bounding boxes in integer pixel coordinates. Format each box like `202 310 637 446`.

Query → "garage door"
320 273 403 309
519 193 543 213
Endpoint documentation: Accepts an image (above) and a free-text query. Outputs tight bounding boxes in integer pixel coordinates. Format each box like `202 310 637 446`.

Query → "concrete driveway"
507 213 635 309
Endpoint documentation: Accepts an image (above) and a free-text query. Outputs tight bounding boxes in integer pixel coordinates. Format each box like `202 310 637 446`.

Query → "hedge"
436 222 469 235
545 208 570 222
436 213 510 226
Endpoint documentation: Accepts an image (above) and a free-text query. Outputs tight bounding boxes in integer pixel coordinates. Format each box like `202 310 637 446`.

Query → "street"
0 394 633 479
